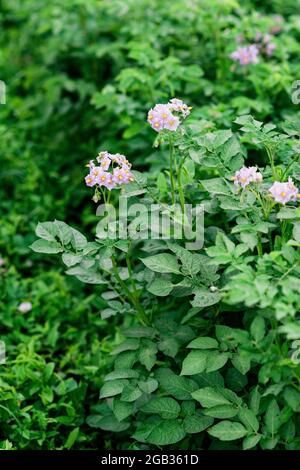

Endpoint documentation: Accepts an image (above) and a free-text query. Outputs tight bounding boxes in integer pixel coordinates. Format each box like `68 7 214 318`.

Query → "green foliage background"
1 0 300 450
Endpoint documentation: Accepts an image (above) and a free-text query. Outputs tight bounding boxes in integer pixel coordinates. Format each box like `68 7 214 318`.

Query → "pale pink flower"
148 99 191 132
90 166 102 178
104 175 117 191
113 168 130 185
234 166 263 188
265 42 276 56
168 98 191 118
86 160 95 169
85 152 133 191
269 178 299 204
164 115 180 131
85 174 96 187
97 152 111 171
18 302 32 313
230 45 260 65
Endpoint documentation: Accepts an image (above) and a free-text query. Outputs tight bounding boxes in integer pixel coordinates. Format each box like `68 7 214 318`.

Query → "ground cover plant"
2 0 300 451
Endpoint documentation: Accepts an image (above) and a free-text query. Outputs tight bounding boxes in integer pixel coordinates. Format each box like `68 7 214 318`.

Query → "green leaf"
250 317 265 343
62 252 83 267
104 369 139 381
265 399 280 436
204 405 238 419
141 253 181 274
156 368 198 400
113 400 134 421
191 387 231 407
54 220 72 245
293 222 300 243
121 384 142 402
147 419 185 446
138 379 158 394
142 397 181 419
122 326 156 338
238 407 259 432
99 379 127 398
158 337 179 358
138 342 157 371
221 135 242 162
215 325 248 345
181 350 207 376
65 427 79 449
70 228 87 251
231 354 251 375
30 239 63 254
191 289 221 308
112 339 140 355
201 178 231 195
66 267 106 284
36 221 57 241
183 413 214 434
243 434 261 450
147 277 173 296
114 351 137 370
167 243 205 275
87 414 129 432
187 337 218 349
283 387 300 412
206 352 229 372
249 386 261 415
208 421 248 441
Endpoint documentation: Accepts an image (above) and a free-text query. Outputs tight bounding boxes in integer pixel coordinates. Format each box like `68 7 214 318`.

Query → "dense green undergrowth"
2 0 300 450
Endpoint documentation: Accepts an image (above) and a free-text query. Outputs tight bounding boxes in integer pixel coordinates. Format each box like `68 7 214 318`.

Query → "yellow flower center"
280 191 286 197
87 178 92 183
162 113 168 118
101 175 106 181
149 114 154 120
154 122 160 128
241 177 247 182
118 175 123 180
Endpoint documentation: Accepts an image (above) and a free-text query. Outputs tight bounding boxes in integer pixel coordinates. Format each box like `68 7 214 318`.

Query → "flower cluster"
233 166 263 188
231 30 277 66
259 33 276 57
85 151 134 191
230 45 260 66
147 98 191 132
269 178 299 204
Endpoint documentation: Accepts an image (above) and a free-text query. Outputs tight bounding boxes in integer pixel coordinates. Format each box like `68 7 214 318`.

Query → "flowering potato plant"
31 103 300 449
4 0 300 453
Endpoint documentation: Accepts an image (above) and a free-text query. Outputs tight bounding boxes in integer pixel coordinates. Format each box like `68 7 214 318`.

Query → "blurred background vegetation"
1 0 300 449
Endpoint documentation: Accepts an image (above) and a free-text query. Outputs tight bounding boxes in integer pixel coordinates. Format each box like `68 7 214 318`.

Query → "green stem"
257 233 263 257
177 164 185 211
265 144 277 181
169 135 176 205
111 256 150 326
